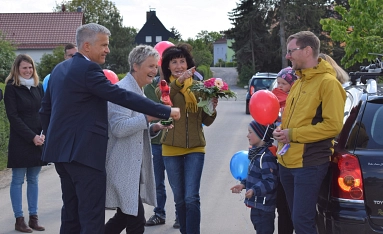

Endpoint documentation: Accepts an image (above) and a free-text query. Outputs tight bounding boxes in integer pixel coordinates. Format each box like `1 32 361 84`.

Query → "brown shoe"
15 217 33 233
29 215 45 231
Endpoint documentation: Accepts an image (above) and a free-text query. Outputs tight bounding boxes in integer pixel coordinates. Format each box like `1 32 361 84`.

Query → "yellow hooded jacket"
277 58 346 168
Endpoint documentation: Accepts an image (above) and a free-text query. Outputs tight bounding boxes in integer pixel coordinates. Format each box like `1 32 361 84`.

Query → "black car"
245 72 278 114
316 79 383 233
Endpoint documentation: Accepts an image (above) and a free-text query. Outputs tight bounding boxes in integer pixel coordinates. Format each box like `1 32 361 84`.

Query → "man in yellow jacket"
273 31 346 234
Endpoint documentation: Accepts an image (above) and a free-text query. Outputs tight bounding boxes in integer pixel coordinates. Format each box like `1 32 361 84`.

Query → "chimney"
77 6 82 12
146 8 156 21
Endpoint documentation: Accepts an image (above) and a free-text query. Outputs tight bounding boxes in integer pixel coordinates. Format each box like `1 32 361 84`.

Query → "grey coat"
105 73 156 215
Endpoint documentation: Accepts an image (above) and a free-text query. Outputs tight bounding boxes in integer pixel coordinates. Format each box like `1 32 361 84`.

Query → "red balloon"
249 90 280 125
154 41 174 66
103 69 119 84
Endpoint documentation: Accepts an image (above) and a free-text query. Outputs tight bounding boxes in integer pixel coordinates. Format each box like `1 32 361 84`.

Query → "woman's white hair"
129 45 160 72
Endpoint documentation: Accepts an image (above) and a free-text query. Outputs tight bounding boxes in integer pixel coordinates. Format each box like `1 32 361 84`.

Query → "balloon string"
235 180 251 230
242 205 251 231
236 180 244 201
262 124 269 141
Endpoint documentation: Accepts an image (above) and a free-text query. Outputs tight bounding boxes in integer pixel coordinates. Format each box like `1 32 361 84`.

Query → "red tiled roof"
0 12 83 49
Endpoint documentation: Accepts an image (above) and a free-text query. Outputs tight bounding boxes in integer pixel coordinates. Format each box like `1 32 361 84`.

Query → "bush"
117 73 125 80
0 82 9 170
214 62 225 67
226 62 237 67
193 50 213 67
36 46 65 81
0 35 16 83
238 64 254 87
196 65 213 80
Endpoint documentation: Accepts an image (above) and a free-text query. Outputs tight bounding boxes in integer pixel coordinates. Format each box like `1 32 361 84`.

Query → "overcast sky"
1 0 237 39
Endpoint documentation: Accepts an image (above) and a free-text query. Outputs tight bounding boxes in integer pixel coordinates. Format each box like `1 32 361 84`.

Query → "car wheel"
246 102 250 114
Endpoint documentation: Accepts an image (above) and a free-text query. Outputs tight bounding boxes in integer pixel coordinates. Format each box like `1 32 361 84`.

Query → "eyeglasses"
286 46 307 56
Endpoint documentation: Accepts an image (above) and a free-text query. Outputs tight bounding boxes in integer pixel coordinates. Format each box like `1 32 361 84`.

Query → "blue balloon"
42 74 50 93
230 150 250 181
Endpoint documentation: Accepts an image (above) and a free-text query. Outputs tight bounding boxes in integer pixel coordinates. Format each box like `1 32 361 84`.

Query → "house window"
156 36 162 42
145 36 152 43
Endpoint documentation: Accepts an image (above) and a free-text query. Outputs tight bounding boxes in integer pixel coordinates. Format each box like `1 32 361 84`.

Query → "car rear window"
251 78 275 88
348 102 383 149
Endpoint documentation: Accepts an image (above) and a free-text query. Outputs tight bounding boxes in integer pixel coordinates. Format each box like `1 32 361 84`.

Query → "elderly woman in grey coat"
104 45 172 234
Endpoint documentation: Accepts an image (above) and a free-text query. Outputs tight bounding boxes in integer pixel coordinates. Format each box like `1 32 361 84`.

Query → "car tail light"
331 152 364 200
250 86 255 96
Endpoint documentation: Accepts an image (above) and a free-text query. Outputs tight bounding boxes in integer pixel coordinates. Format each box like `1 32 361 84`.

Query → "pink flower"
221 82 229 91
214 78 224 89
204 78 215 88
189 77 236 101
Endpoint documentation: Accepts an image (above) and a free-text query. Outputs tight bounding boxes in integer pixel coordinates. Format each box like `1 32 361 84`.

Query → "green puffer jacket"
156 80 217 148
277 58 346 168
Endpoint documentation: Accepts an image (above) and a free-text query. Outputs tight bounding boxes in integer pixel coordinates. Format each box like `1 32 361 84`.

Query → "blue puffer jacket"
241 144 278 212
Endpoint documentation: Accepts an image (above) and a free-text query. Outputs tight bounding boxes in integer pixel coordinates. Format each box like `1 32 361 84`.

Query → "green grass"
0 82 9 170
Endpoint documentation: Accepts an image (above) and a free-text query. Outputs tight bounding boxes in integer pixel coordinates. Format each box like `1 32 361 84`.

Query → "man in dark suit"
39 23 180 234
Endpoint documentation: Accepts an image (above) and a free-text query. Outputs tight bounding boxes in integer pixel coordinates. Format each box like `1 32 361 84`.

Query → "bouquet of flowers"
189 78 237 116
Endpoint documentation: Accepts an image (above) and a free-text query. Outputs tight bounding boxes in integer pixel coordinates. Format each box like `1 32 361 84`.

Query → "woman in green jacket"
157 45 217 234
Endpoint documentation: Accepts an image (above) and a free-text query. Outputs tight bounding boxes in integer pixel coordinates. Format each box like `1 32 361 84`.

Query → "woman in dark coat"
4 54 45 233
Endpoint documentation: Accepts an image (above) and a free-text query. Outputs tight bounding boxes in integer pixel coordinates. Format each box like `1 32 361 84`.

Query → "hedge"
0 83 9 170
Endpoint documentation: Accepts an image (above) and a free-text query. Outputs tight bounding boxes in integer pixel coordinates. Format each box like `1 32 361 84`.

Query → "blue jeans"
279 162 329 234
10 167 42 218
151 144 167 219
250 208 275 234
163 152 204 234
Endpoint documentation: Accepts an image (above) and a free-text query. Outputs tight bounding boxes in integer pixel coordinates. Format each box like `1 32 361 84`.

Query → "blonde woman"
4 54 45 233
319 53 350 87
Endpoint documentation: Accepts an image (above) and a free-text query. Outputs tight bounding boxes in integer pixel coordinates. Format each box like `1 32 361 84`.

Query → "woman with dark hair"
4 54 45 233
156 45 218 234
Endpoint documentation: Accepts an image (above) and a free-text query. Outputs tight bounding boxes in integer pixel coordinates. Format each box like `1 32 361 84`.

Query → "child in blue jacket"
231 120 278 234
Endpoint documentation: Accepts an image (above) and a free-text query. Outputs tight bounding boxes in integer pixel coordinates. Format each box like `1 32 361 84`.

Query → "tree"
273 0 332 69
226 0 278 85
320 0 383 68
106 26 137 73
218 59 224 67
226 0 343 86
36 46 65 80
193 50 213 67
278 0 287 68
56 0 123 28
56 0 137 73
0 32 16 83
184 38 214 67
170 27 182 41
196 30 223 53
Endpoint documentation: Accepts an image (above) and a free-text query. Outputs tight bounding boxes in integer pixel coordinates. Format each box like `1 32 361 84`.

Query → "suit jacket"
105 73 156 215
39 53 170 171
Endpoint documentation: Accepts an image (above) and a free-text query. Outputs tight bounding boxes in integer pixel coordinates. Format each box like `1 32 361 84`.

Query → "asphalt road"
0 68 285 233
